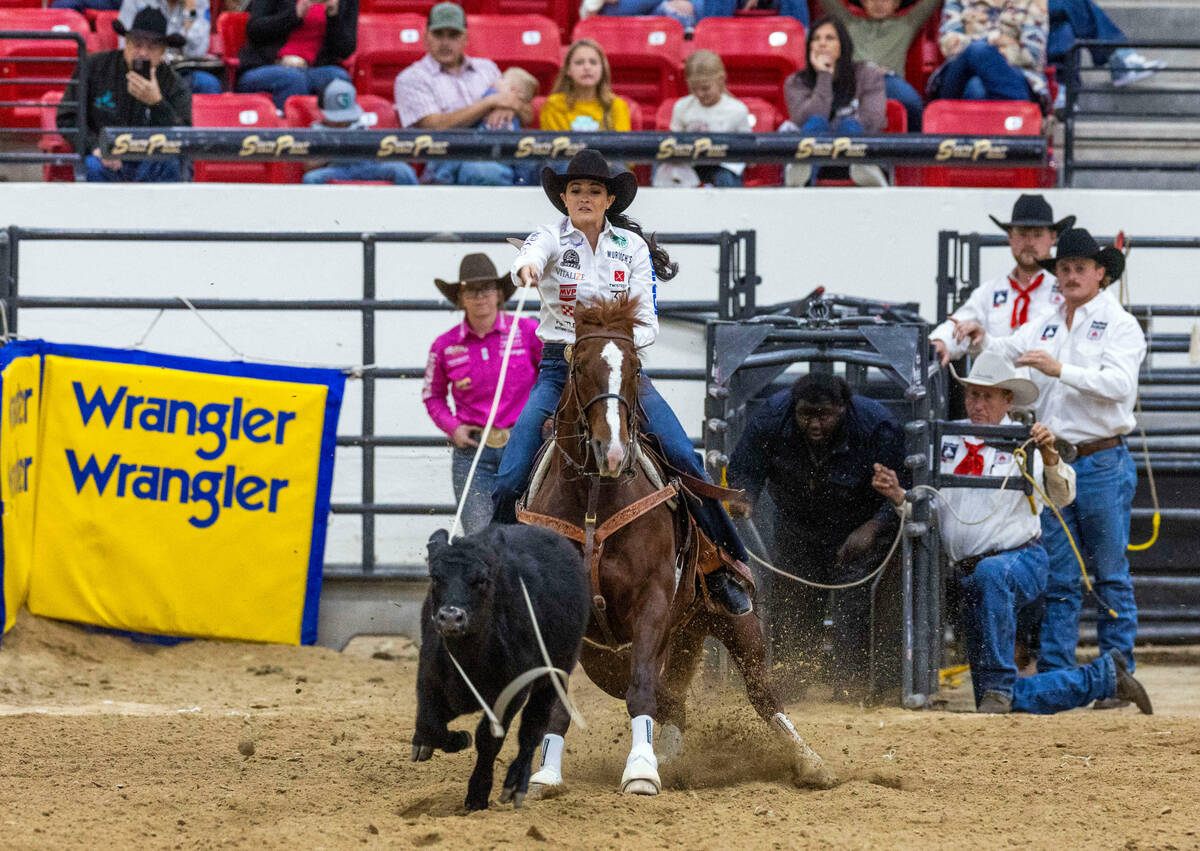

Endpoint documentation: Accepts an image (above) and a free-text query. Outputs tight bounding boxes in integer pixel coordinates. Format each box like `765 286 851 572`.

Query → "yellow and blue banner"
0 340 344 646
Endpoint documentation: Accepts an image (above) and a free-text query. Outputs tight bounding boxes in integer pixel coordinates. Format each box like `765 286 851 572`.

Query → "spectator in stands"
727 373 906 698
579 0 698 30
782 16 889 186
1048 0 1164 107
699 0 809 28
57 8 191 182
116 0 221 94
423 254 542 535
234 0 356 111
926 0 1049 107
816 0 941 131
424 67 540 186
51 0 120 14
653 50 751 188
394 2 533 185
301 79 418 184
872 354 1151 715
539 39 631 132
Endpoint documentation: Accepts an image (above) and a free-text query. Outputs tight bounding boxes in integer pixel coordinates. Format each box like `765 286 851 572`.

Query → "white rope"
447 280 532 539
176 295 246 360
518 576 587 729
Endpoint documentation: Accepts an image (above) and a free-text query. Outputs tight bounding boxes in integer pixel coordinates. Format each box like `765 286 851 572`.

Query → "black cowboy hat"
989 194 1076 234
434 253 516 305
113 7 187 49
1037 228 1125 283
541 149 638 217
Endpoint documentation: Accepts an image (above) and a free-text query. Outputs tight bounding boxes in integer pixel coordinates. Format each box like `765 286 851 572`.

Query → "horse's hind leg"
711 612 838 790
501 681 558 808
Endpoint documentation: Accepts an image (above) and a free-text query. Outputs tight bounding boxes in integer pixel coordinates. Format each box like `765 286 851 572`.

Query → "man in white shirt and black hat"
871 353 1150 714
930 194 1075 367
959 228 1147 707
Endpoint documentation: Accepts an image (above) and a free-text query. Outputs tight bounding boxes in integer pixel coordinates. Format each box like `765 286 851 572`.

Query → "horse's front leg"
621 581 671 796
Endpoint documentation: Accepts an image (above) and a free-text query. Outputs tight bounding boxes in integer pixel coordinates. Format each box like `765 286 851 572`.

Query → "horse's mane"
574 296 646 340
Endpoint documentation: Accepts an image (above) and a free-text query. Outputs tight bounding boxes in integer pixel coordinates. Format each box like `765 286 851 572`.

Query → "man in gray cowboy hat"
423 254 543 535
57 6 192 182
871 352 1151 715
961 227 1147 708
930 194 1076 367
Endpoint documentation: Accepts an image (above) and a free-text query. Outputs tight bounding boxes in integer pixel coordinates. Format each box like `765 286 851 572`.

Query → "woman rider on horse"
491 148 753 617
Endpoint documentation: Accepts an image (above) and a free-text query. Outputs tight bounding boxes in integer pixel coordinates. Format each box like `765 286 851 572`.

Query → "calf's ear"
426 529 450 561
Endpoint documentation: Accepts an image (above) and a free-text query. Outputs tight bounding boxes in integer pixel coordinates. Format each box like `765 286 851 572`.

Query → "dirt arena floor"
2 612 1199 850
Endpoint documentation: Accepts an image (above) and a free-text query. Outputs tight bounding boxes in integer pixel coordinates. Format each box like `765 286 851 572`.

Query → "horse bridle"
556 330 641 474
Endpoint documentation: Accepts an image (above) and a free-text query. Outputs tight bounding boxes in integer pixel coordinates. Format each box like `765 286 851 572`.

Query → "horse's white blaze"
600 341 625 471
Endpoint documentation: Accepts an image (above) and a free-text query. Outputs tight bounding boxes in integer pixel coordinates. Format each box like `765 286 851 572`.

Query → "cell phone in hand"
132 58 151 79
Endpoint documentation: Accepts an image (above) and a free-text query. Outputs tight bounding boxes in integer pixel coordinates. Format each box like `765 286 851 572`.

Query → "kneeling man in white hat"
871 353 1151 714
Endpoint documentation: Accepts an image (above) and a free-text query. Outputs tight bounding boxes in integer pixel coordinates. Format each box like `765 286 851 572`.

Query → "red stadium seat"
465 14 561 94
0 0 43 8
690 16 805 114
36 89 74 182
0 9 91 128
652 95 777 186
362 0 483 13
571 16 684 114
899 99 1051 187
482 0 574 43
904 5 942 100
283 92 400 129
91 9 120 52
191 93 291 183
353 13 426 101
216 11 247 88
885 97 907 133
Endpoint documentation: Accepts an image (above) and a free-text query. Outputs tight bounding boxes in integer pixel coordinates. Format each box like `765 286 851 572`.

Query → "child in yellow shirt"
538 39 631 131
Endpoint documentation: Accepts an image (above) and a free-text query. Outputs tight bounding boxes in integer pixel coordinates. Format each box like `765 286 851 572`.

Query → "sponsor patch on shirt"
614 270 625 282
518 233 539 255
1087 320 1108 341
560 248 580 269
993 290 1009 307
1040 323 1059 340
993 452 1012 469
609 232 627 247
941 440 958 461
445 345 467 356
606 250 634 264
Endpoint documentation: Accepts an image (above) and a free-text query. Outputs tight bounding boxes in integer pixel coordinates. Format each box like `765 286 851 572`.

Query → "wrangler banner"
0 340 345 646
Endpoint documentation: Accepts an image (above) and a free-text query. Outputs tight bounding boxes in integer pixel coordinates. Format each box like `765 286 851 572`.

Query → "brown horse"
517 296 834 796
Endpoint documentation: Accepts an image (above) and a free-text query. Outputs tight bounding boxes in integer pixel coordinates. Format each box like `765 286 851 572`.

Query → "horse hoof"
622 779 660 796
512 792 526 809
529 768 562 789
499 787 513 804
656 724 683 764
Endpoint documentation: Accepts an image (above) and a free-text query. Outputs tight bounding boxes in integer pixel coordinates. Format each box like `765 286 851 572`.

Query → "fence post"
0 226 17 337
361 235 376 574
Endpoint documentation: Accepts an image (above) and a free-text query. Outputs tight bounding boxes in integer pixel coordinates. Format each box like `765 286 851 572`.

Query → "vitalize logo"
64 382 298 529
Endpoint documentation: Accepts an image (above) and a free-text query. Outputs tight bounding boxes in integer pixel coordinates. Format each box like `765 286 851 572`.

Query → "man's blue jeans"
451 445 505 536
492 352 747 561
885 72 923 131
601 0 701 28
303 160 419 184
698 0 808 26
182 69 223 95
1039 443 1138 673
931 40 1033 101
961 544 1116 713
85 156 183 182
425 160 521 186
1049 0 1126 68
236 65 351 110
51 0 120 10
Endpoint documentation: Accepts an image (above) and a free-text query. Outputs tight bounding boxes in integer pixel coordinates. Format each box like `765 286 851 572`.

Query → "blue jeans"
492 353 747 561
885 72 923 131
181 69 223 95
800 115 864 135
601 0 698 28
236 64 351 110
1038 443 1138 673
303 160 419 184
1049 0 1126 68
695 165 741 186
931 40 1033 101
85 156 183 183
425 161 521 186
451 445 504 536
51 0 120 10
698 0 808 26
962 544 1117 713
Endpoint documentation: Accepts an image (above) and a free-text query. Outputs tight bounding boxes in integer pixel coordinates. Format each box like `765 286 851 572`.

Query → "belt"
1075 436 1122 459
953 537 1040 576
467 426 511 448
542 342 567 359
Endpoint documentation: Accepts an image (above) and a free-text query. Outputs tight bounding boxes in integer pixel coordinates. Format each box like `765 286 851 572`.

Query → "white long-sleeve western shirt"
929 269 1063 361
510 216 659 350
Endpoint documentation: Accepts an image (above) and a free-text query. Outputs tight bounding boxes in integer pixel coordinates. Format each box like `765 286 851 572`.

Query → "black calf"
413 524 589 811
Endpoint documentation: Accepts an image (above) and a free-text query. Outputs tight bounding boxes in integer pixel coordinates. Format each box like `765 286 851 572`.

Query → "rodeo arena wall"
1 184 1198 648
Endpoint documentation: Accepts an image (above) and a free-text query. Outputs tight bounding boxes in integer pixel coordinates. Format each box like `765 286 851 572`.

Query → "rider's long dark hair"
607 211 678 282
800 15 857 116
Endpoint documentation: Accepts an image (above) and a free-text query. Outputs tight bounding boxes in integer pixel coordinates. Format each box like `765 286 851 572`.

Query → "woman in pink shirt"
422 254 543 534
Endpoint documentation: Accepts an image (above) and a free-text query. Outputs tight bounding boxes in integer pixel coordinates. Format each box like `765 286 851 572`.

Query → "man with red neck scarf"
930 194 1076 368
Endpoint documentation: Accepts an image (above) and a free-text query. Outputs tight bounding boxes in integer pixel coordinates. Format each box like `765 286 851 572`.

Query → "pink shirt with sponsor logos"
422 313 543 437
